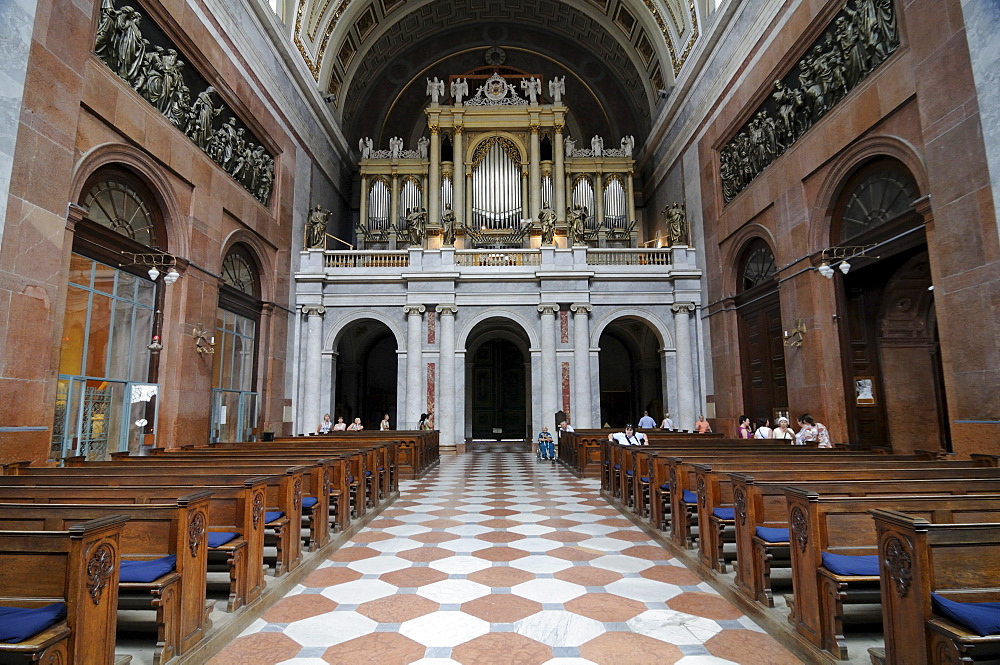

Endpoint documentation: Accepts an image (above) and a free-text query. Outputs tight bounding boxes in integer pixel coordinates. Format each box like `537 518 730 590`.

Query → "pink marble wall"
561 362 571 421
560 310 569 343
427 311 436 344
426 362 436 418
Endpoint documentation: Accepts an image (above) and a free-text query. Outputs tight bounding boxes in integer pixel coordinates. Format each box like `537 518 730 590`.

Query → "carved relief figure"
185 86 220 151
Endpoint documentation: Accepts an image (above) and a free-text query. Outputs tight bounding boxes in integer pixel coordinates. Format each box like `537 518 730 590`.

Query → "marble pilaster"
428 126 440 224
436 304 458 450
672 303 696 432
571 303 593 428
554 123 566 222
529 124 541 219
453 127 465 227
405 304 426 427
0 0 36 251
302 305 326 435
538 303 559 427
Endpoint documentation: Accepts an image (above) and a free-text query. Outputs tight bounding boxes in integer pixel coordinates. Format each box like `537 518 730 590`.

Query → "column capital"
553 122 564 133
404 304 426 317
537 303 559 316
303 304 326 317
570 303 592 315
429 124 439 135
435 304 458 316
453 125 464 135
529 123 540 134
671 302 696 314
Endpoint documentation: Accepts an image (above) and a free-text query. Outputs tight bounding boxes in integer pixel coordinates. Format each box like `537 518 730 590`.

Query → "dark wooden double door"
470 339 527 440
737 292 788 425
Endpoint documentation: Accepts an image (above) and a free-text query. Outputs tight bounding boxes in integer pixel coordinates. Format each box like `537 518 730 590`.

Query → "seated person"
608 424 647 445
347 417 363 431
332 416 347 431
537 426 555 460
694 416 712 433
317 413 333 434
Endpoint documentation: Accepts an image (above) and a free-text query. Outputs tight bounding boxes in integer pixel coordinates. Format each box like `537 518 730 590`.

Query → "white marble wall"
0 0 37 252
960 0 1000 234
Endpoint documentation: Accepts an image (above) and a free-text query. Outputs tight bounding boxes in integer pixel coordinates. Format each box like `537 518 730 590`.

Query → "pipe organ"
357 72 637 249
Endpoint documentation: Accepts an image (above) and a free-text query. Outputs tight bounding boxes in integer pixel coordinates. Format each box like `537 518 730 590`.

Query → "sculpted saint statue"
621 135 635 158
451 78 469 106
538 205 557 245
426 77 445 104
417 136 429 160
405 207 427 246
548 76 566 103
564 135 576 158
567 205 587 245
590 135 603 157
389 137 403 160
306 205 331 249
359 137 373 159
520 77 541 104
663 202 687 246
441 204 456 246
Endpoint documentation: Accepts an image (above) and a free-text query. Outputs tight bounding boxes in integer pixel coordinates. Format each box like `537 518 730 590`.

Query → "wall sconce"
121 251 181 284
816 245 879 279
783 318 806 347
193 327 215 354
147 334 163 354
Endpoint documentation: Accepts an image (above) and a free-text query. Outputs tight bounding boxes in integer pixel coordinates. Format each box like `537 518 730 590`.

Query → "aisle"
209 453 801 664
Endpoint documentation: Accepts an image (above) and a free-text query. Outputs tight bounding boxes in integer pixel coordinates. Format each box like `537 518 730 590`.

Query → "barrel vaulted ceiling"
290 0 701 148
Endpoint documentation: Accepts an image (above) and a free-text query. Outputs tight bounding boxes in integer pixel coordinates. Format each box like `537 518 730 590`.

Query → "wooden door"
470 339 527 440
737 293 788 425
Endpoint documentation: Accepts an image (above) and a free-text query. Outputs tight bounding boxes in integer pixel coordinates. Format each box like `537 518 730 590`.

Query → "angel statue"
426 77 445 104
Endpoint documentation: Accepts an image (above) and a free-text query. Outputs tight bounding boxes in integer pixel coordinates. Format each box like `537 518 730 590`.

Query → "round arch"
457 308 539 350
70 142 188 259
326 310 405 353
590 307 671 350
810 135 929 251
720 223 779 297
220 230 276 304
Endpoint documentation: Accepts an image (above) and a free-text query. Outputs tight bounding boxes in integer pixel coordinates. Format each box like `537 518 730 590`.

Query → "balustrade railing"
455 250 542 267
324 251 409 268
585 249 672 266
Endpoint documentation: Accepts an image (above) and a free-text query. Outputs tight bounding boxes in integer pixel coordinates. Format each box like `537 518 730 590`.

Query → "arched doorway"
54 166 168 459
465 319 531 441
736 238 787 425
334 321 398 429
830 157 948 451
598 317 662 428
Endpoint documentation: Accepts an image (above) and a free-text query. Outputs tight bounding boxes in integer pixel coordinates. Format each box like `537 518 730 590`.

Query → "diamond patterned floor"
208 453 802 664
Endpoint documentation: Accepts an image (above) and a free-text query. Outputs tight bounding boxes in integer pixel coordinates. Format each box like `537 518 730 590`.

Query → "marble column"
302 305 326 436
390 172 400 230
538 303 559 427
404 304 425 428
428 125 440 224
453 127 465 226
571 303 593 428
554 123 566 223
436 305 458 450
594 171 605 227
359 175 368 243
626 170 636 224
672 302 696 431
521 167 529 221
529 124 541 219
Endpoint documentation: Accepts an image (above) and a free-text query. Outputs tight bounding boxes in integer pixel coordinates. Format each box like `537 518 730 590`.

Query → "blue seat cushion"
207 531 239 548
120 554 177 583
264 511 284 523
713 507 736 520
378 467 385 471
682 489 698 504
625 470 634 476
640 476 650 483
755 527 790 543
932 593 1000 636
614 464 621 470
301 496 318 509
660 483 671 491
364 471 372 477
348 476 355 484
821 552 880 576
0 603 67 643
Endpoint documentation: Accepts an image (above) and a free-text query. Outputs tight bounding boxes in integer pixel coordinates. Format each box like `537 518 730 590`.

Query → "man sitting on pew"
609 424 647 446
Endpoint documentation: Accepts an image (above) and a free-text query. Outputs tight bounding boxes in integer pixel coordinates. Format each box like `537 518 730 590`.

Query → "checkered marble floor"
208 453 801 664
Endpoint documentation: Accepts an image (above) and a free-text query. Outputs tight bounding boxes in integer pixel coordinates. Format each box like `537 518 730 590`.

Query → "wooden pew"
0 476 269 611
84 455 336 552
269 431 437 479
0 493 214 662
726 467 1000 608
0 515 126 664
872 509 1000 664
4 466 304 577
785 490 1000 660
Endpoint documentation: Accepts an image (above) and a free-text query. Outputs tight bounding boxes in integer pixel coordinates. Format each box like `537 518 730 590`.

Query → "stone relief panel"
94 0 275 205
719 0 901 205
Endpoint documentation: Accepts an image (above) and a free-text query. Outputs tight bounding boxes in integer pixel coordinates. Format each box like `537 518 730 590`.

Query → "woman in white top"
772 417 795 440
660 413 674 429
347 417 364 431
317 414 333 434
380 414 391 431
753 417 772 439
332 416 347 431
